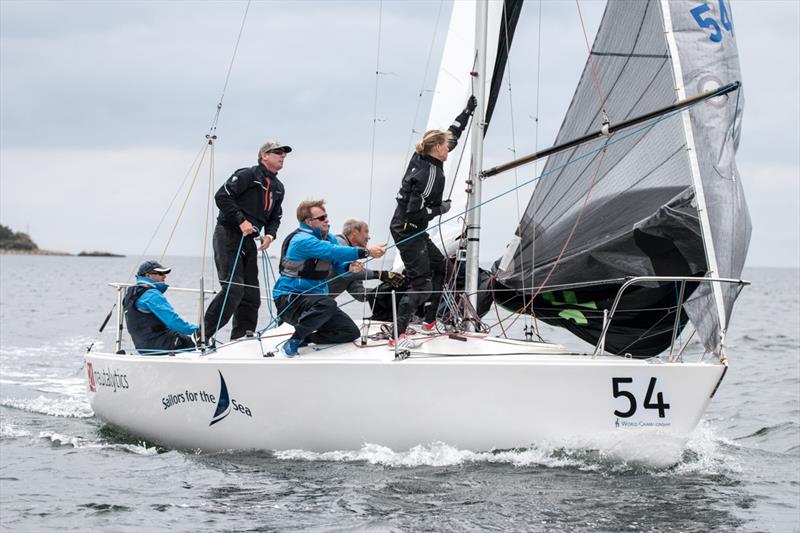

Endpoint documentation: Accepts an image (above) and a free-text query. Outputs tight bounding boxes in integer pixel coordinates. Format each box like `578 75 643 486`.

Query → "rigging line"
208 0 251 133
446 49 480 201
161 143 211 260
212 234 246 342
362 0 383 331
499 0 529 331
367 0 383 229
401 0 446 172
202 139 216 281
575 0 607 114
140 141 208 268
261 251 275 322
531 0 544 338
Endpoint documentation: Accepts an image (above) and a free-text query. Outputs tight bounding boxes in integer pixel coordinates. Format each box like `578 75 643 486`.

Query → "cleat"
283 337 302 357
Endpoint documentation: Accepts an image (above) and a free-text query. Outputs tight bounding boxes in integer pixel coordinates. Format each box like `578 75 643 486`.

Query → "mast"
465 0 488 319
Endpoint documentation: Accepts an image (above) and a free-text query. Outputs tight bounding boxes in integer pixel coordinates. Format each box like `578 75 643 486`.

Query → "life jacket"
123 285 178 353
278 229 333 280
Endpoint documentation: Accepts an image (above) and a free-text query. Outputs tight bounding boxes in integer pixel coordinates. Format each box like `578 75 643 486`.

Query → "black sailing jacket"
392 107 471 231
215 164 284 238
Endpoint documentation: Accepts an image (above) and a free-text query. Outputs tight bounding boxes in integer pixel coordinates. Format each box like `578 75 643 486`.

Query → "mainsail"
494 0 749 356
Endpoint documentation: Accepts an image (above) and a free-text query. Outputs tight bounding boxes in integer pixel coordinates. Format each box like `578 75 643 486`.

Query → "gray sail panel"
664 0 750 352
497 0 699 290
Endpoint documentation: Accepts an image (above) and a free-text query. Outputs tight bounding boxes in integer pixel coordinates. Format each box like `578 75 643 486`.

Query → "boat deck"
108 322 694 366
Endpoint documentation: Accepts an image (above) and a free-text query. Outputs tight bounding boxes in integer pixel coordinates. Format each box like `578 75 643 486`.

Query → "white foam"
276 441 597 469
0 421 31 439
38 430 159 455
1 394 94 418
670 421 743 475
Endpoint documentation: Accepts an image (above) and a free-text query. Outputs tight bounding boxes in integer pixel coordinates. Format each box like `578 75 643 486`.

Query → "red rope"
575 0 607 114
489 143 610 331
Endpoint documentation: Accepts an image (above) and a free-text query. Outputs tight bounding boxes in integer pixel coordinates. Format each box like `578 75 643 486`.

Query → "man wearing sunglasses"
272 200 387 357
123 260 199 354
204 140 290 342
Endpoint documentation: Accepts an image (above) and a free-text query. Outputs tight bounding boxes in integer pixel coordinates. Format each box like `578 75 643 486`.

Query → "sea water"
1 255 798 532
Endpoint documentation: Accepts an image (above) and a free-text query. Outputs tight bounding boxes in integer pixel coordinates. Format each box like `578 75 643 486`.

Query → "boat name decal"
91 365 129 392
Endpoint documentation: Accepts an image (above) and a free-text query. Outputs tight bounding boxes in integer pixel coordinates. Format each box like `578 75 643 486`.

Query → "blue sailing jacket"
272 225 361 298
128 276 199 335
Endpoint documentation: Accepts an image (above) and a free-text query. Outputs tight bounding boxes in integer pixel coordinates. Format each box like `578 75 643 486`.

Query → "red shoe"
419 321 439 335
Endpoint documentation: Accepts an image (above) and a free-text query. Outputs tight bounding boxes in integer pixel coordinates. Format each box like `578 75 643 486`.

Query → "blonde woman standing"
388 96 476 348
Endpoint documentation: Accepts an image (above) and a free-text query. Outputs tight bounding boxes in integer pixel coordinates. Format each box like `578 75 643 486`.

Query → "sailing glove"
380 271 406 289
465 95 477 115
439 199 452 215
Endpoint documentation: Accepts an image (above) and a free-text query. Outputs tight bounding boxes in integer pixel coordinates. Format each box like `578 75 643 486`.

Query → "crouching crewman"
273 200 386 357
123 260 199 354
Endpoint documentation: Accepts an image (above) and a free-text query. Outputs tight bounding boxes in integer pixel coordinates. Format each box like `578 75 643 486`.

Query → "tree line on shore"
0 224 37 250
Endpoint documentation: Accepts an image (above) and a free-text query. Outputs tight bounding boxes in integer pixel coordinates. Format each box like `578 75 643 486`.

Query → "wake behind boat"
85 0 750 467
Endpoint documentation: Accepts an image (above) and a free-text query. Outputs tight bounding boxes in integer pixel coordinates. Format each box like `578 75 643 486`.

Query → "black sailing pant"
204 224 261 340
389 220 445 335
275 294 360 344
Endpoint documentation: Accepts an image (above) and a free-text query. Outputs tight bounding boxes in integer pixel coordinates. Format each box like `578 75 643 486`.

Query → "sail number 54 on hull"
611 377 672 428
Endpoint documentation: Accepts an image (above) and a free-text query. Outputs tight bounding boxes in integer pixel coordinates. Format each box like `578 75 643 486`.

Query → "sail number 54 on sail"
691 0 734 42
611 377 672 428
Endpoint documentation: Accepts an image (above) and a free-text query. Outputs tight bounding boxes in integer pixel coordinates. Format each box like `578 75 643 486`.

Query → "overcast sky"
1 0 797 268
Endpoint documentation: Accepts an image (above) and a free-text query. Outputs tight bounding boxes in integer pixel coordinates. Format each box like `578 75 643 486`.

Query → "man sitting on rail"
123 260 199 354
272 200 386 357
327 218 404 305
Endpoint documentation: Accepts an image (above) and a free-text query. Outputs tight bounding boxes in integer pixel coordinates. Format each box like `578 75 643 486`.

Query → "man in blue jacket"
123 260 199 354
273 200 386 357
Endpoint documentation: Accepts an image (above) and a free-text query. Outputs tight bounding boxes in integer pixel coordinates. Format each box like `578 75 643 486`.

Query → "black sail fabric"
493 0 748 357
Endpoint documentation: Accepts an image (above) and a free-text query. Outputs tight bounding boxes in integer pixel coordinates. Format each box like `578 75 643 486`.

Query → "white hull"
84 323 725 466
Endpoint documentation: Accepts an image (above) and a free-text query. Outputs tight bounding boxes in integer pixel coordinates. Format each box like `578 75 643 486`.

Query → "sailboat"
84 0 749 466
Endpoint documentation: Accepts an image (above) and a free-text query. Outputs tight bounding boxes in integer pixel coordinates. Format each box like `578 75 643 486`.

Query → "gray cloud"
1 0 797 267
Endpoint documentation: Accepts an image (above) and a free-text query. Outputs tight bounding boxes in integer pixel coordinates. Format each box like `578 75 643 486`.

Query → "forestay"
494 0 748 357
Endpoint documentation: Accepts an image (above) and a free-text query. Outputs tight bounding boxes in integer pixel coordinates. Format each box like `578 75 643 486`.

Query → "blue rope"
261 250 276 322
213 234 246 342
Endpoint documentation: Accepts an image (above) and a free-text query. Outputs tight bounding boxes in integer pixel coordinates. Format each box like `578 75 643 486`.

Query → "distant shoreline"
0 249 125 257
0 248 72 256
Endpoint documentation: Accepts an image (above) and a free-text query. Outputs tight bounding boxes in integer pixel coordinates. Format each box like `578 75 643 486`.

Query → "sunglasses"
268 149 288 155
150 271 167 276
308 214 328 222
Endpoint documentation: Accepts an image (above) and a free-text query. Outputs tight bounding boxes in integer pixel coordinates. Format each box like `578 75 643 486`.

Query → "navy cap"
137 260 172 277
